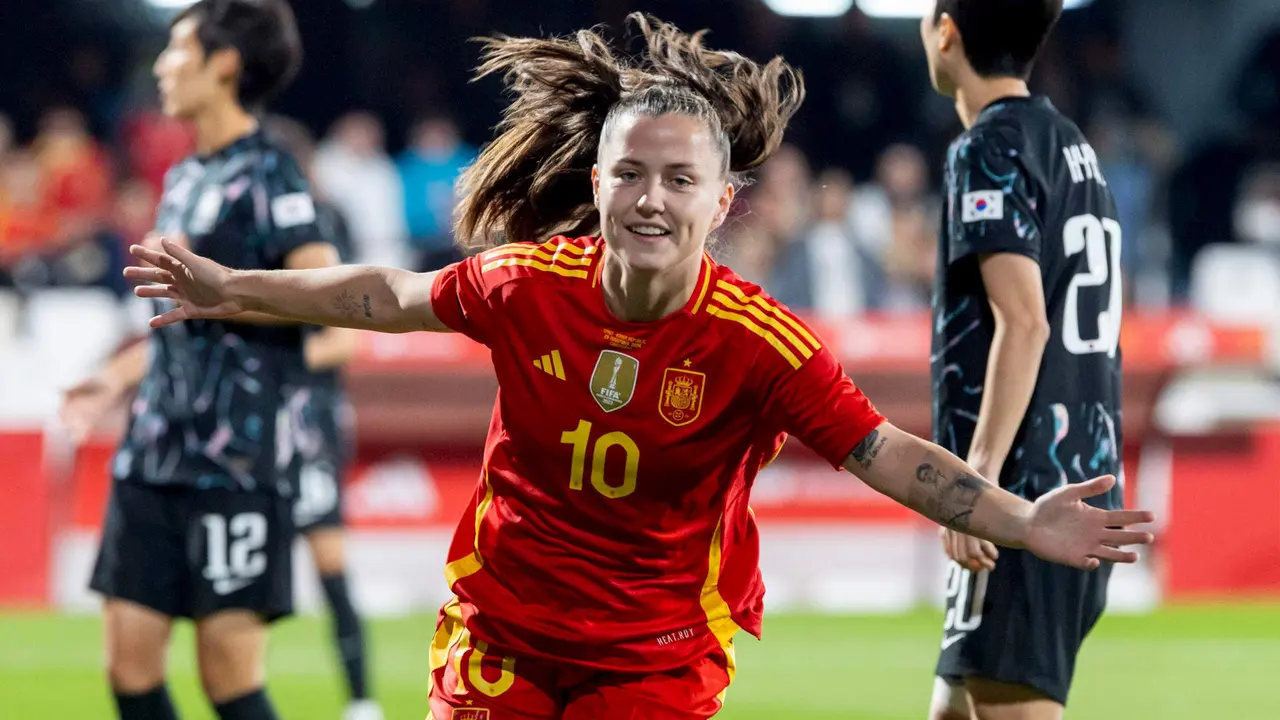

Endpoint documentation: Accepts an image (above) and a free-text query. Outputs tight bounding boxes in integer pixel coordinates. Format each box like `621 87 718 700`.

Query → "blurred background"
1 0 1279 718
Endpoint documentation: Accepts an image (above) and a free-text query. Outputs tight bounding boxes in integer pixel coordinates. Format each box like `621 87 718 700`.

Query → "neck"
953 76 1029 129
192 100 258 155
600 248 703 323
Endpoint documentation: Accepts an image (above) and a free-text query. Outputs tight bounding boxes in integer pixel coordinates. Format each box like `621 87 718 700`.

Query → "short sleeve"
260 152 321 268
945 126 1044 265
759 344 886 469
430 255 495 346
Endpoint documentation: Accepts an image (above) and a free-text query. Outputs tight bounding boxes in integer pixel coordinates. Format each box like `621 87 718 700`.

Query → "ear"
591 164 601 205
938 12 960 54
709 182 735 232
207 47 242 90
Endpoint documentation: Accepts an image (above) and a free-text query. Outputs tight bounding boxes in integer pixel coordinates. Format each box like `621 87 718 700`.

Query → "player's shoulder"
469 234 602 292
702 264 824 371
162 154 202 188
961 96 1081 161
253 134 309 185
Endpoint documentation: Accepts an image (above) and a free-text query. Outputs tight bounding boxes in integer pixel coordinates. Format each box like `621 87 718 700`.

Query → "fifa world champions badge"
659 368 705 426
590 350 639 412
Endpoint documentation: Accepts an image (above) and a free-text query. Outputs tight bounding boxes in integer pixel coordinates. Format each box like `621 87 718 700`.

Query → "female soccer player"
123 14 1154 719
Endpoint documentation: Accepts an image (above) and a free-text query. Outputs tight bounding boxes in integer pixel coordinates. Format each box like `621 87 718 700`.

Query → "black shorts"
935 549 1112 705
90 479 294 622
291 455 345 533
281 386 351 534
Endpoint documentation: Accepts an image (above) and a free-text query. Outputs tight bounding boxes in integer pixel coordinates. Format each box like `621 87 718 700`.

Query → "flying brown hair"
453 12 805 251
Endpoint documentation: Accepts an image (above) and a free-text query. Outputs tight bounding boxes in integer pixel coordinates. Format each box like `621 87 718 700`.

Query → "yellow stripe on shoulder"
709 291 813 362
483 239 597 266
714 281 821 352
479 256 591 279
706 304 802 369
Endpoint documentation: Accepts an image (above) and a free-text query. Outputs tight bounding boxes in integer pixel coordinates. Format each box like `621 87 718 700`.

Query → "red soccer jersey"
429 235 885 673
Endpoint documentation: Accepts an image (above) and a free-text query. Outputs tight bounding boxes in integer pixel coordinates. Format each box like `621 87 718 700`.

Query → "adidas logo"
533 350 566 380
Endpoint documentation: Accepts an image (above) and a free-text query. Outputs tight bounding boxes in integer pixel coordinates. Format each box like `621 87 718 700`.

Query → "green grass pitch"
2 604 1278 719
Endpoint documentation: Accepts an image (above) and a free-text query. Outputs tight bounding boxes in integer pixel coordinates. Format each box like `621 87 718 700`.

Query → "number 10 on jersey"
560 420 639 499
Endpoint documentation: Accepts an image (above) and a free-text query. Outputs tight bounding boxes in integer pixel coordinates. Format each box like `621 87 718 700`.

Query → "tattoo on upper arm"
362 294 372 318
850 429 887 470
334 289 359 320
913 462 987 531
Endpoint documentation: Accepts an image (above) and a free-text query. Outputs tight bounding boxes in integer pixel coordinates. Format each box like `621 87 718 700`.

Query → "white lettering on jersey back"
1062 142 1107 186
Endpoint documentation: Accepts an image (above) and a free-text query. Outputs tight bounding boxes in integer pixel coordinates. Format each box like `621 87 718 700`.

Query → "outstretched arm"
126 239 451 334
843 422 1153 570
228 264 446 333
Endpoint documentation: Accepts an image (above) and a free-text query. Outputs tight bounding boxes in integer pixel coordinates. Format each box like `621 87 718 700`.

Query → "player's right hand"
125 238 244 327
941 527 999 572
60 376 122 444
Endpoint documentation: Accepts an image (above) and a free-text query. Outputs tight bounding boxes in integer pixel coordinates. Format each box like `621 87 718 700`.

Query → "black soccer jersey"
113 129 320 495
931 95 1123 505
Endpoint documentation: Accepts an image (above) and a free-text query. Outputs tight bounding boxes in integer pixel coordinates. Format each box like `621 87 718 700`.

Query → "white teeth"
629 226 669 236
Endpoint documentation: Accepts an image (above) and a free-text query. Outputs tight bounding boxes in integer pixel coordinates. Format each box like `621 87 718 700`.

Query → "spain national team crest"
589 350 639 412
451 709 490 720
659 368 705 426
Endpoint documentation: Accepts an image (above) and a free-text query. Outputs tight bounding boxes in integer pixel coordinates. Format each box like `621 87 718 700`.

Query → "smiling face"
592 112 734 275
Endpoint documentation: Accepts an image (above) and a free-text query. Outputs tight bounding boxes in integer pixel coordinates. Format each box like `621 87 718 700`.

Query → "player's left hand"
125 238 244 327
1022 474 1155 571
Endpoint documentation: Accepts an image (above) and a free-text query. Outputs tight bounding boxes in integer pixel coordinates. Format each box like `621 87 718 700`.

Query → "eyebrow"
614 157 699 172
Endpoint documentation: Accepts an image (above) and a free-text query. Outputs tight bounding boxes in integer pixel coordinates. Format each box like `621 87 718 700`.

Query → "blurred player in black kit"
919 2 1127 719
60 2 344 719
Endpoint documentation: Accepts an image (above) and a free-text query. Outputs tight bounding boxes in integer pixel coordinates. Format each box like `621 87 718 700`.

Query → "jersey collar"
593 243 716 326
198 128 264 162
976 94 1051 125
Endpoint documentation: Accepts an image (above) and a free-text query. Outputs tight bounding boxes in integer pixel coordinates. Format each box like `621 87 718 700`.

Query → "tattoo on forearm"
913 462 987 531
334 289 359 320
362 294 372 318
850 429 887 470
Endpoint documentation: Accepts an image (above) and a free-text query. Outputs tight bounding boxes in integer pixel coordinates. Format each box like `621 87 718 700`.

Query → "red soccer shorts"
425 600 733 720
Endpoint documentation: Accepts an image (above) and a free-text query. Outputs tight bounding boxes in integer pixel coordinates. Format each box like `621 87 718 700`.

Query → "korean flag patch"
961 190 1003 223
271 192 316 229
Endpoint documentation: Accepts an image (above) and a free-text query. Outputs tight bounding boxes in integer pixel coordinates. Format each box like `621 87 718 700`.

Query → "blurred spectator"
879 197 937 311
718 144 811 289
33 106 112 249
1234 164 1280 248
847 143 939 310
313 111 408 268
396 114 475 270
0 150 58 277
771 168 868 319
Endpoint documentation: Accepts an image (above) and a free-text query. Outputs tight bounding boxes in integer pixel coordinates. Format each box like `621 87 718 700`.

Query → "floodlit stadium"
1 1 1279 719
